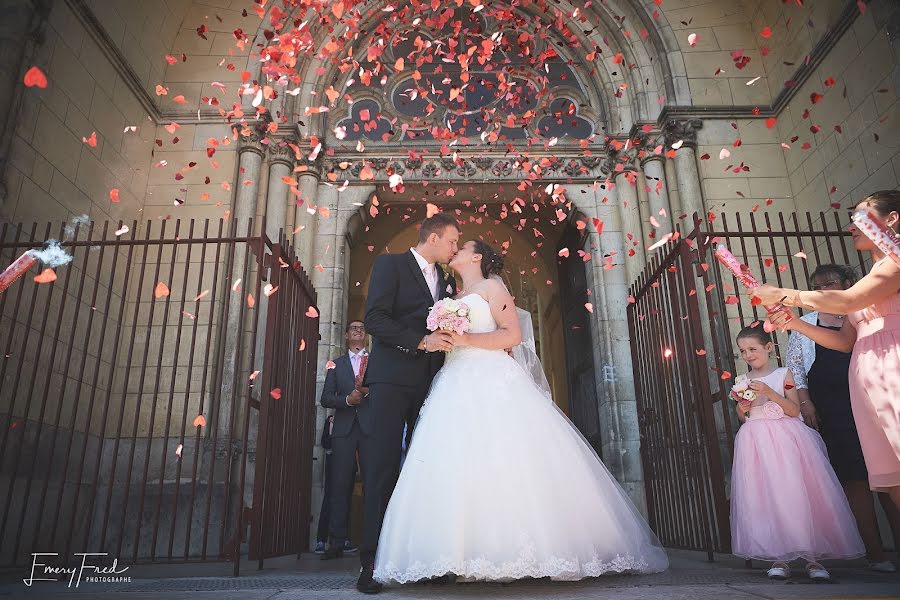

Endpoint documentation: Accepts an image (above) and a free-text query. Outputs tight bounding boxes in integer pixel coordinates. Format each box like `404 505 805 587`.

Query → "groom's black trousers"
359 380 428 568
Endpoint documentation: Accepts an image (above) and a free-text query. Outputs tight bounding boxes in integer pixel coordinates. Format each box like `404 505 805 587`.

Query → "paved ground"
1 550 898 600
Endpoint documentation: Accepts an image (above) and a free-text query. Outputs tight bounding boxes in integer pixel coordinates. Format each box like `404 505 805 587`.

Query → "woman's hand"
768 308 798 333
751 283 789 306
800 402 819 431
748 380 773 400
447 331 470 348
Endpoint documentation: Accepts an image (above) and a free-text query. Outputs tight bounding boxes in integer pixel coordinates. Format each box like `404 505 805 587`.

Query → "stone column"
586 182 648 513
308 184 362 547
294 165 320 270
635 171 652 249
641 155 672 238
264 139 297 242
663 119 704 221
214 130 265 441
608 152 645 285
664 157 682 221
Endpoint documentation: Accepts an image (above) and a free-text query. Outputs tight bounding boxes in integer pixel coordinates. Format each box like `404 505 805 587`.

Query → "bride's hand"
448 331 469 348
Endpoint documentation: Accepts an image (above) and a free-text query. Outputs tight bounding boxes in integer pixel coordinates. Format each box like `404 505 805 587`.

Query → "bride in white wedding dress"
373 240 669 585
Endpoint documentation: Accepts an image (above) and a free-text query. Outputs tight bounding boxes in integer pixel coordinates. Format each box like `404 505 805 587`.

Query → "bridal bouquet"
730 374 757 415
426 298 471 335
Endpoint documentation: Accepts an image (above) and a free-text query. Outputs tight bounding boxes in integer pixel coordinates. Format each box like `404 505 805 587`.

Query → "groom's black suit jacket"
363 250 455 391
357 249 455 566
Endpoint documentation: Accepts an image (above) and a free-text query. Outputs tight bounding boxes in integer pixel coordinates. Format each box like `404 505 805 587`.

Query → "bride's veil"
490 274 553 400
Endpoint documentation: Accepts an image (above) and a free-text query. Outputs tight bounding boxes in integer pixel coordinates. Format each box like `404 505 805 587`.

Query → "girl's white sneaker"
767 562 791 580
806 563 830 581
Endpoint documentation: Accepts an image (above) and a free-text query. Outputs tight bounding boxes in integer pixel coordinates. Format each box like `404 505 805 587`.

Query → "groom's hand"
422 331 454 352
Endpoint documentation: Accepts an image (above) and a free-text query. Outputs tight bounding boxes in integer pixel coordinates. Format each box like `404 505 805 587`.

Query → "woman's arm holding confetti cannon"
713 244 793 332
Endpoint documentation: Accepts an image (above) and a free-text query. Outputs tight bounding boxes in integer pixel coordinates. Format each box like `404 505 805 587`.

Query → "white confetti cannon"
0 251 38 294
852 208 900 268
714 244 793 333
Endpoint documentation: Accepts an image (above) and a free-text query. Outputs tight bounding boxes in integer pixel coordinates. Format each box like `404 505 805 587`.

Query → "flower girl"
730 324 864 580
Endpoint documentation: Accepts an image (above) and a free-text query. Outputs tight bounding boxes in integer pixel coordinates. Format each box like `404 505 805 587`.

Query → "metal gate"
627 211 866 557
0 217 318 575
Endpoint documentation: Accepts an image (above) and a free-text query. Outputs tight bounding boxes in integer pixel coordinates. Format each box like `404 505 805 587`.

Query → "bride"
373 239 669 584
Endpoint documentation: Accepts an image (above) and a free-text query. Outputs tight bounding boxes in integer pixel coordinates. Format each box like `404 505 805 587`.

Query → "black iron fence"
0 218 318 575
627 211 866 558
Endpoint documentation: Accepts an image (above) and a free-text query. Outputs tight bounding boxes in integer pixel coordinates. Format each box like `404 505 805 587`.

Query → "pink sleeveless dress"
848 265 900 491
730 367 864 561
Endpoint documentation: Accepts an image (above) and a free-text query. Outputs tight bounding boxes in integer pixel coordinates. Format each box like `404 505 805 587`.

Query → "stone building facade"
1 0 898 552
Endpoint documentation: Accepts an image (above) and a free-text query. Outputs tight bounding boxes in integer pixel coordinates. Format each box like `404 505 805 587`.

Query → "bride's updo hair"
472 240 504 278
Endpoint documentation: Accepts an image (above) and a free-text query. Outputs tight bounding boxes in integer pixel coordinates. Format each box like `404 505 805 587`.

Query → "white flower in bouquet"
730 375 757 403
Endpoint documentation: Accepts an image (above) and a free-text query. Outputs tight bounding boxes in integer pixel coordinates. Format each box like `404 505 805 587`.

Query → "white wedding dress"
373 293 669 584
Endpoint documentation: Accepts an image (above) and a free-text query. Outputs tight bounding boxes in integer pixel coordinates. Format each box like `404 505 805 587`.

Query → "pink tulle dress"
847 268 900 492
730 367 864 562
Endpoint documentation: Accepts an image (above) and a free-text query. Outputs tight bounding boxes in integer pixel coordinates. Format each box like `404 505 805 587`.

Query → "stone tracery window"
333 6 600 145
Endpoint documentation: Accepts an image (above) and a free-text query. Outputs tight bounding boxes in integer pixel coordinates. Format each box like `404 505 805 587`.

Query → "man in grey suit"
319 319 369 560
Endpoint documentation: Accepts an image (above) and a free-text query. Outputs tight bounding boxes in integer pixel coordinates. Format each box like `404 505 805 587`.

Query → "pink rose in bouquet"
426 298 471 335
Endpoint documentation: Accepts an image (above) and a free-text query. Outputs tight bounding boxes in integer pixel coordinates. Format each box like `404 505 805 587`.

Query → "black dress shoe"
321 547 343 560
357 566 383 594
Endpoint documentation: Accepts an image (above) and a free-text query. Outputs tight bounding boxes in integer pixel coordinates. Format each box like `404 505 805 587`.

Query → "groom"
357 213 460 593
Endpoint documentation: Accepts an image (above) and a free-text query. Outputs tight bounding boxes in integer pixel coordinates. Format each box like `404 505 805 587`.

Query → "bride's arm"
450 280 522 350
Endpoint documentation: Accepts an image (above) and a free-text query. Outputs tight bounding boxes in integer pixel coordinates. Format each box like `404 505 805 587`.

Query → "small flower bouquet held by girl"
426 298 471 335
730 374 757 415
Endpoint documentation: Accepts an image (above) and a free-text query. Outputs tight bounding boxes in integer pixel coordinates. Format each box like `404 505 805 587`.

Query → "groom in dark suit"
356 213 460 594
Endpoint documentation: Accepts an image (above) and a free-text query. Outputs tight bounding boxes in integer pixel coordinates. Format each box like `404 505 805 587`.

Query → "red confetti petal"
23 66 48 88
33 268 56 284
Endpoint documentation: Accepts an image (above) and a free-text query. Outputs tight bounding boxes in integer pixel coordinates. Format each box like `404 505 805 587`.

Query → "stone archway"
343 182 573 413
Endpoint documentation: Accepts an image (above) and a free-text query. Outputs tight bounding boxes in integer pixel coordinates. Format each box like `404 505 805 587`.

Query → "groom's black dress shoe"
321 547 343 560
357 566 382 594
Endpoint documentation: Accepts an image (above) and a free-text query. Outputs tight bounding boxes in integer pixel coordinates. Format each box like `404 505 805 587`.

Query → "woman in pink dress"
755 190 900 509
730 326 864 581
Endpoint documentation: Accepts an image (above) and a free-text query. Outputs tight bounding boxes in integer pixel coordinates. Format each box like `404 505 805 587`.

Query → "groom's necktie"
424 264 438 300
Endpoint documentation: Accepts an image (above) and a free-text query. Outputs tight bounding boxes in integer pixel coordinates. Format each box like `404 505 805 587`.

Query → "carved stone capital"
662 118 703 149
640 152 666 167
237 128 266 157
267 138 298 166
604 146 637 175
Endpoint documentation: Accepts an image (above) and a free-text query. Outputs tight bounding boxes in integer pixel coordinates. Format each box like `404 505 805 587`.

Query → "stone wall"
1 0 160 226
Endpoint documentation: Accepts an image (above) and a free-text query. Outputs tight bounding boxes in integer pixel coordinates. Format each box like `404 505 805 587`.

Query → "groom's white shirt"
409 247 438 300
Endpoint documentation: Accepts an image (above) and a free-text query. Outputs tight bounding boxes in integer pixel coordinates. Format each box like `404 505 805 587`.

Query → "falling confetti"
23 66 47 88
33 268 56 284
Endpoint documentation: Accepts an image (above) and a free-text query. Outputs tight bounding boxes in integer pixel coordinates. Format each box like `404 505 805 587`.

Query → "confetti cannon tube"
852 208 900 268
713 244 793 332
0 251 38 294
